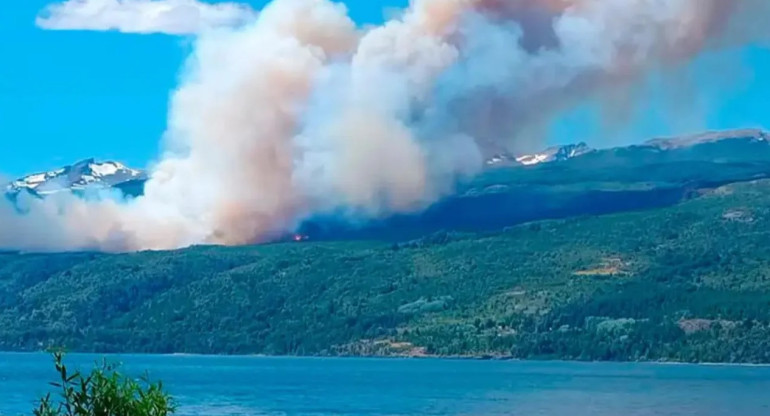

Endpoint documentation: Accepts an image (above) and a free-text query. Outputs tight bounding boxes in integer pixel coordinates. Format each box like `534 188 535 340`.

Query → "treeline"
2 180 770 363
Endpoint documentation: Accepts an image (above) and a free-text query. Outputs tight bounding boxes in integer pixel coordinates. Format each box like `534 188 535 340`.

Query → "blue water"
1 354 769 416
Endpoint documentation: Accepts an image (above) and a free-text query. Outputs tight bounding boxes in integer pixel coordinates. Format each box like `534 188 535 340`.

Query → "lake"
1 353 769 415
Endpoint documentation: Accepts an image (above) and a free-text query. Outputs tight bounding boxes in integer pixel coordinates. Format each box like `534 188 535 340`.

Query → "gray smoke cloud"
2 0 768 252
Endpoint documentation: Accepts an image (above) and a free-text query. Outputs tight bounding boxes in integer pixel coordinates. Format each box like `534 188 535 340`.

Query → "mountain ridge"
9 128 769 197
6 158 145 195
643 128 768 150
7 128 770 244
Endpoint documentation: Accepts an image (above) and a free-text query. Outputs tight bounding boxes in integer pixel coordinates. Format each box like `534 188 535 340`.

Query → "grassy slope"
2 180 770 362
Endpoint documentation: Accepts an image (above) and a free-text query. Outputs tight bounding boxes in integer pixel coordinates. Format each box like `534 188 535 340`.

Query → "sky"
0 0 408 177
1 0 769 178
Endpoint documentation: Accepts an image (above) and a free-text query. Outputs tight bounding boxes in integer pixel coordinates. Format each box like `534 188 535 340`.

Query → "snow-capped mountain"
485 129 770 168
7 159 145 195
7 128 770 199
515 142 594 166
486 142 594 167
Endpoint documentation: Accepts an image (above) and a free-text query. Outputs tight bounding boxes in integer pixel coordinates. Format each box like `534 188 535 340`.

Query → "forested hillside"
2 180 770 363
299 134 770 240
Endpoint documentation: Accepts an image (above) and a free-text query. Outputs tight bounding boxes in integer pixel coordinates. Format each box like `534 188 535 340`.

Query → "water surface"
1 353 769 415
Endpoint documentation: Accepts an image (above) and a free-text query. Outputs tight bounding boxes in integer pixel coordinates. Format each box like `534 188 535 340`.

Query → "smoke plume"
2 0 767 252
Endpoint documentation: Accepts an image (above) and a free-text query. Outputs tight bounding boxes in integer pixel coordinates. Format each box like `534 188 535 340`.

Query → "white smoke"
2 0 767 252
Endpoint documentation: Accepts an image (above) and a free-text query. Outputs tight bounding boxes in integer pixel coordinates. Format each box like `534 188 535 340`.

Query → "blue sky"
0 0 408 177
550 45 770 148
1 0 769 177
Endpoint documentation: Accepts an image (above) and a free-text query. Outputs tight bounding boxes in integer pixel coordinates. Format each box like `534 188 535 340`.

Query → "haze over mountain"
299 128 770 240
9 128 769 195
8 140 594 197
6 128 770 244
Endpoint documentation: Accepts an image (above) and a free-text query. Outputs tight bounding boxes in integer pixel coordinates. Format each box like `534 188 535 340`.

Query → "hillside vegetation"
300 136 770 240
2 180 770 363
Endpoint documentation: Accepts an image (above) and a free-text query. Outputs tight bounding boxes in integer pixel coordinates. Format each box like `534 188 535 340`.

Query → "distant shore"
5 350 770 367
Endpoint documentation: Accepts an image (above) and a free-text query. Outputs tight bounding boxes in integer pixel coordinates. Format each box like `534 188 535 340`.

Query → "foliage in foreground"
33 352 175 416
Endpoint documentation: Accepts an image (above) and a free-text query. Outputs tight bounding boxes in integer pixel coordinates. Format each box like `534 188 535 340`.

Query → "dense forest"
2 179 770 363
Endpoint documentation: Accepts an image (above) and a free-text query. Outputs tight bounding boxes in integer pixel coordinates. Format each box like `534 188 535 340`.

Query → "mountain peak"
7 159 145 195
486 142 594 167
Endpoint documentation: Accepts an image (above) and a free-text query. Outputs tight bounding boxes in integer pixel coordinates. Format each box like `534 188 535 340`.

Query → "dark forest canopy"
2 180 770 363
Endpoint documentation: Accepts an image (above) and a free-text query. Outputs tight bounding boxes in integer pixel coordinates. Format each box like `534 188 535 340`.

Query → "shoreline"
3 350 770 367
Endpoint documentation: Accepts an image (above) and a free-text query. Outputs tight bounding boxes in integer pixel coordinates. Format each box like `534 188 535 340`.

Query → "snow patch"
516 154 551 166
25 174 47 185
89 162 120 177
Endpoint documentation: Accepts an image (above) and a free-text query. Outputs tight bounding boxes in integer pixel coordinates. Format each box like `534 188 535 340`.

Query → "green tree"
33 352 175 416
